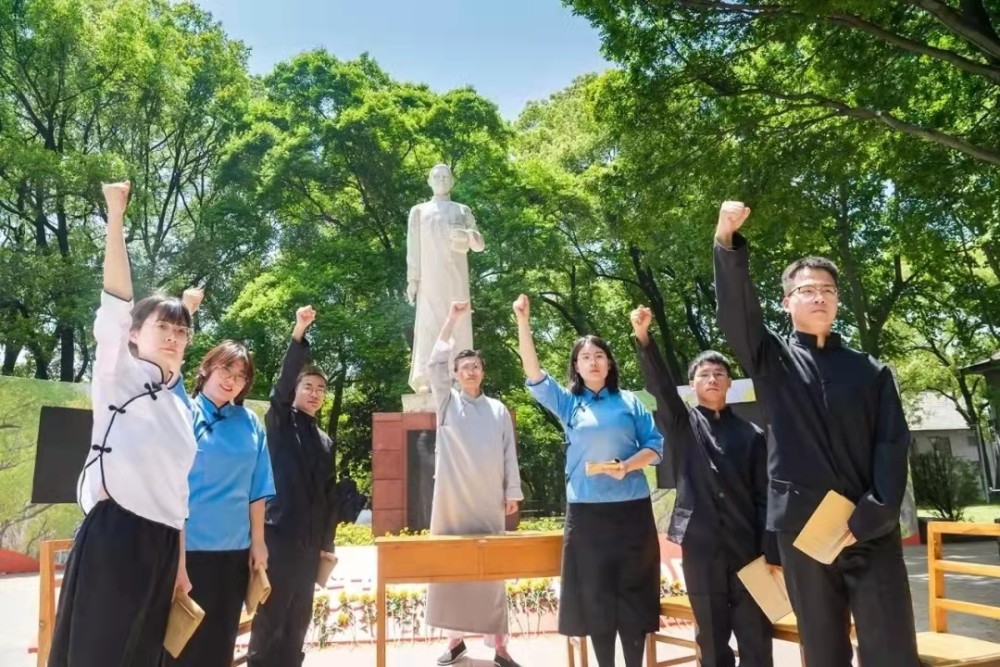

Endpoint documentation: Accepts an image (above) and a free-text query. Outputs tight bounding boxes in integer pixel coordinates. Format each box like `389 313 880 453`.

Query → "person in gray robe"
425 301 524 667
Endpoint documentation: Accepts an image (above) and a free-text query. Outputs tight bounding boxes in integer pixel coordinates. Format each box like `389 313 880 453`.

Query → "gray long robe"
424 339 523 635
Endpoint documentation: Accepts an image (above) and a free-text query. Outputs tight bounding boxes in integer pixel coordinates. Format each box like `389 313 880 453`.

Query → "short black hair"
128 294 192 355
687 351 733 381
567 335 620 395
781 256 839 296
296 365 327 386
453 349 484 371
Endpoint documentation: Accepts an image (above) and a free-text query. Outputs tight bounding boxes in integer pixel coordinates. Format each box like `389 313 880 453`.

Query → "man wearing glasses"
630 306 773 667
248 305 340 667
713 202 918 667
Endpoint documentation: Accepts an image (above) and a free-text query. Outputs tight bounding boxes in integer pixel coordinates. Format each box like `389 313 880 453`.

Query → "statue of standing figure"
406 164 484 393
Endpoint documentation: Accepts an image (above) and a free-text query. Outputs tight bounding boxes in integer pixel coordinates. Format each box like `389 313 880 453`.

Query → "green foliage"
911 451 982 522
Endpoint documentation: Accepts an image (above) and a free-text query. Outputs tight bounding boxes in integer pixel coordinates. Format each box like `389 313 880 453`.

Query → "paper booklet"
585 460 622 476
737 556 792 623
246 565 272 614
792 490 856 564
163 591 205 658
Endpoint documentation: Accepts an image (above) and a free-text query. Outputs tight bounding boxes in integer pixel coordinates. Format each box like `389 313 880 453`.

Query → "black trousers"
48 500 179 667
246 531 320 667
777 527 919 667
682 548 772 667
162 549 250 667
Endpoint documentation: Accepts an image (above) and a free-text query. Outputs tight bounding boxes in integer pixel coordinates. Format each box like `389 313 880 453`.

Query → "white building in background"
906 392 979 463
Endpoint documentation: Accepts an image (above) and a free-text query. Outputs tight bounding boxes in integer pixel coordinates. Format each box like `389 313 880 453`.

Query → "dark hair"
567 335 620 395
453 349 485 371
781 257 839 296
128 294 192 354
193 340 255 405
687 350 733 381
297 365 328 386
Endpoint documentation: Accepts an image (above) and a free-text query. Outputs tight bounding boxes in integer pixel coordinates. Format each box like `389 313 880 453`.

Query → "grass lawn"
917 503 1000 523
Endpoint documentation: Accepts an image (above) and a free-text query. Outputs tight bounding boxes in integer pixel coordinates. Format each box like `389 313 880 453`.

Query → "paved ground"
4 541 997 667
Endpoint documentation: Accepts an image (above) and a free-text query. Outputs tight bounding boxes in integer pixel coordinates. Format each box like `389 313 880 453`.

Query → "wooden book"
793 490 856 564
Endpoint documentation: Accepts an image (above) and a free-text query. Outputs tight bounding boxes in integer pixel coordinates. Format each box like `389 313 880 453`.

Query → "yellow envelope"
585 460 622 476
316 554 338 588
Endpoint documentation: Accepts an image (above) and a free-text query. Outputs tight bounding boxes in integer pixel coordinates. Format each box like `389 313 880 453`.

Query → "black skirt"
559 496 661 637
48 499 179 667
162 549 250 667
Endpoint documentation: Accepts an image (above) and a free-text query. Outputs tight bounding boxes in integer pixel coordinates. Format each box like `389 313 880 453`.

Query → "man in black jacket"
713 201 918 667
631 306 773 667
248 305 339 667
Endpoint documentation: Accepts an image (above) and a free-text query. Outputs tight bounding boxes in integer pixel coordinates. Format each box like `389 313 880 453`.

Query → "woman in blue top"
513 294 664 667
164 340 276 667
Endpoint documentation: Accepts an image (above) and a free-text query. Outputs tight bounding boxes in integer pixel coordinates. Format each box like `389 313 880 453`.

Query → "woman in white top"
48 181 199 667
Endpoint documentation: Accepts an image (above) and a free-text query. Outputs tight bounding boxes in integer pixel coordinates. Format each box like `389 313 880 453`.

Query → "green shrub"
911 451 981 521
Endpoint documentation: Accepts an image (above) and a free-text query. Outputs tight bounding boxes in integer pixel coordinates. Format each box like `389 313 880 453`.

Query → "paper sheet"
793 490 856 564
737 556 792 623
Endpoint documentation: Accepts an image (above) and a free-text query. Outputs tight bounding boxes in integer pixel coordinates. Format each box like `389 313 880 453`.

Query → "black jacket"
264 338 339 552
714 234 911 543
636 338 776 566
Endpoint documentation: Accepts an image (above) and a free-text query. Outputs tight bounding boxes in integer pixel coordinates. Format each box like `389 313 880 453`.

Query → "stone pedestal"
371 407 519 537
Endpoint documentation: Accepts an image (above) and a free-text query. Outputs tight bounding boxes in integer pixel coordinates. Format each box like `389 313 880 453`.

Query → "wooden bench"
918 521 1000 667
36 539 256 666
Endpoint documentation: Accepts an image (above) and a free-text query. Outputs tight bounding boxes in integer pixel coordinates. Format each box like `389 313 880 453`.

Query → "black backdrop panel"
31 406 92 504
405 428 436 531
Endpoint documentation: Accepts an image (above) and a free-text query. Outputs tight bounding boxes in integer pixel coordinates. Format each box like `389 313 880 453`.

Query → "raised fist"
182 287 204 315
717 201 751 238
102 181 131 216
512 294 530 323
448 301 471 320
296 305 316 328
630 306 653 338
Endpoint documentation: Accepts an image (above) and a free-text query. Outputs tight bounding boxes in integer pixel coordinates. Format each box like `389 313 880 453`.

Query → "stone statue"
406 164 484 393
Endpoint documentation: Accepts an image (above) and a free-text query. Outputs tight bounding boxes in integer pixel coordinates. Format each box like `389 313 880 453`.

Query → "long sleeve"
406 206 420 283
847 366 912 542
427 339 455 421
713 234 781 375
249 416 276 503
629 392 664 463
464 205 485 252
635 337 690 429
501 408 523 501
269 338 309 414
92 291 134 378
753 429 781 564
525 372 575 426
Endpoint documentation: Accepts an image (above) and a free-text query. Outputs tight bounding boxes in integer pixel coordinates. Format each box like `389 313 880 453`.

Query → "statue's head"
427 163 454 196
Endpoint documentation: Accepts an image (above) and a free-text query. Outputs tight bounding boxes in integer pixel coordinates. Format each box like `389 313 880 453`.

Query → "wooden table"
374 531 563 667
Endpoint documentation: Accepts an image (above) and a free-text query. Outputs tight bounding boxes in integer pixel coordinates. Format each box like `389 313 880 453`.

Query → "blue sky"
191 0 610 120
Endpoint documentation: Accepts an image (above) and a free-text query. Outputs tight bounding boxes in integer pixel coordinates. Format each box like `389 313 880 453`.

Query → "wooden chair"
918 521 1000 667
36 539 74 667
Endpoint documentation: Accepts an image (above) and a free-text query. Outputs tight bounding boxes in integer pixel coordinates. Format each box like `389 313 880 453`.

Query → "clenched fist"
630 306 653 345
512 294 530 324
715 201 751 248
102 181 131 217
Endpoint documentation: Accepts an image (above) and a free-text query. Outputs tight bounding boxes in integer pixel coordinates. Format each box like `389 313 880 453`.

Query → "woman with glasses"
49 181 198 667
512 294 664 667
247 306 340 667
163 341 275 666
